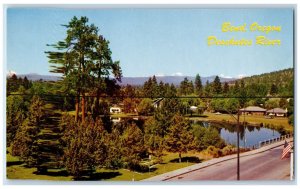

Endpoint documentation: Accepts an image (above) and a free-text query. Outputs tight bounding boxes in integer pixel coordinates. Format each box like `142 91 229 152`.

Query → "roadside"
142 138 294 181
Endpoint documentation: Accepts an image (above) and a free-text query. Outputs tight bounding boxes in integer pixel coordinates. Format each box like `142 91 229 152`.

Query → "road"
165 146 290 181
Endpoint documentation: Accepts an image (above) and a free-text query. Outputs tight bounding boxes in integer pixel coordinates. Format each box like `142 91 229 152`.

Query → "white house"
110 106 122 114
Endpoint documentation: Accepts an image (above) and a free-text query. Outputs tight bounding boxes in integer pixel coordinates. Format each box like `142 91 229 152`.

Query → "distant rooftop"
266 108 287 114
239 106 266 112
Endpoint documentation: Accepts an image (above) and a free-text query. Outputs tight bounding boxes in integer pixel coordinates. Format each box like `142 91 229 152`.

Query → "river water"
193 121 281 148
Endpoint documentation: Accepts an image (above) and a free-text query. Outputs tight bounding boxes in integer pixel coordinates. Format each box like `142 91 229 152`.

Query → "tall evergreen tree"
12 96 45 168
62 116 107 179
204 80 210 95
6 95 27 146
213 76 222 94
223 82 229 94
121 123 145 170
233 80 240 94
194 74 203 95
46 16 121 123
165 114 194 163
270 83 278 95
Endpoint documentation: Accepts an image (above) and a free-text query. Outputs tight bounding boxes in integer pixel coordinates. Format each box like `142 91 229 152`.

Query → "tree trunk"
81 92 85 123
179 153 182 163
94 88 100 119
75 93 79 122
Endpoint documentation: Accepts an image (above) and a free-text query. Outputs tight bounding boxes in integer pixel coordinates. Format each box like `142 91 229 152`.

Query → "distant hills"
17 73 62 82
118 76 236 86
12 68 293 87
14 73 236 86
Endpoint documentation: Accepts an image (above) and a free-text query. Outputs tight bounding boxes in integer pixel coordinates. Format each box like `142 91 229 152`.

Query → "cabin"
239 106 266 116
266 108 287 117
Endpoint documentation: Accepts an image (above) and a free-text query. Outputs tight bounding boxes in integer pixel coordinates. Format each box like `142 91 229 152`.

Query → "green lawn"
6 151 204 181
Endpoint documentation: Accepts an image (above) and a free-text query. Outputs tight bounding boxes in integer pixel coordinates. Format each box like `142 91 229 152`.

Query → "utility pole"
224 109 241 181
237 111 240 180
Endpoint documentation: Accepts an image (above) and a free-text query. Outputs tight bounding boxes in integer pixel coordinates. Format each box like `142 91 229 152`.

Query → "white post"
290 151 293 180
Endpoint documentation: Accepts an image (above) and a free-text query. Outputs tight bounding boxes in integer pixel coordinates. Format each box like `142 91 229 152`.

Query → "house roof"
239 106 266 112
266 108 287 114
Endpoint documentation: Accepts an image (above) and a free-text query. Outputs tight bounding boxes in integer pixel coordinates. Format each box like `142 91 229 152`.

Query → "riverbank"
189 112 293 133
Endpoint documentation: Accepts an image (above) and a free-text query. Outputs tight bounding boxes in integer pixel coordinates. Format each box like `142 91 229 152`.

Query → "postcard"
5 5 295 183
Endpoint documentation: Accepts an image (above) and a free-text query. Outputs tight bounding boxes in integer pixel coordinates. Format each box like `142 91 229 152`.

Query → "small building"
266 108 287 117
190 106 198 111
239 106 266 116
110 106 122 114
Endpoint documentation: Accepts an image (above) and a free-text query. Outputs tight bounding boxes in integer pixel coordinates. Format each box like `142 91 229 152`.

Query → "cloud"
219 74 233 79
155 73 165 77
172 72 183 76
237 74 247 79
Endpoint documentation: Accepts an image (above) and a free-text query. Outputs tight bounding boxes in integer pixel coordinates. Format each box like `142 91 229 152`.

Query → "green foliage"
144 117 164 163
265 98 280 109
288 114 294 126
11 96 45 168
192 125 225 151
143 76 159 98
165 114 194 162
205 146 222 158
46 16 122 122
213 76 222 94
194 74 203 95
179 77 194 95
122 84 139 113
62 115 107 179
7 74 33 93
221 145 236 156
104 128 123 169
6 95 27 146
137 98 154 116
121 123 146 171
223 82 229 94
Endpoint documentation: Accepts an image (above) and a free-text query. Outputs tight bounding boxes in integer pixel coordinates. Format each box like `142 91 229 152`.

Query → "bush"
205 146 222 158
193 126 225 151
221 145 235 156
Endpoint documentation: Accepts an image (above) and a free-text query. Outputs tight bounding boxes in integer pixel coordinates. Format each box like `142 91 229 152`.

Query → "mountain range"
15 73 237 86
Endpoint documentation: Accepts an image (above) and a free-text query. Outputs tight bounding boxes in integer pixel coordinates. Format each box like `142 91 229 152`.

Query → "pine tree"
233 80 240 94
205 80 210 95
194 74 203 95
223 82 229 94
46 16 121 123
213 76 222 94
121 123 145 171
144 117 164 163
6 95 26 146
62 116 107 179
11 96 45 168
165 114 194 163
270 83 278 95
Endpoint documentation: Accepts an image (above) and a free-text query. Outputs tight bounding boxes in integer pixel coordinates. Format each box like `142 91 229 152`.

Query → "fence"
258 134 292 148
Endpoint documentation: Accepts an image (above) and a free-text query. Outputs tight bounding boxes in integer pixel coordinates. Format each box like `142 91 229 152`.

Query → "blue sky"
6 7 294 77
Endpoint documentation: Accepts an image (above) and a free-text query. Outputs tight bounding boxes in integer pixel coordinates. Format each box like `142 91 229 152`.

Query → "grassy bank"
6 151 204 181
191 112 293 133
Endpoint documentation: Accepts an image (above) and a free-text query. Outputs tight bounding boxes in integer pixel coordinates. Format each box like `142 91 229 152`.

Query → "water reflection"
192 120 281 148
